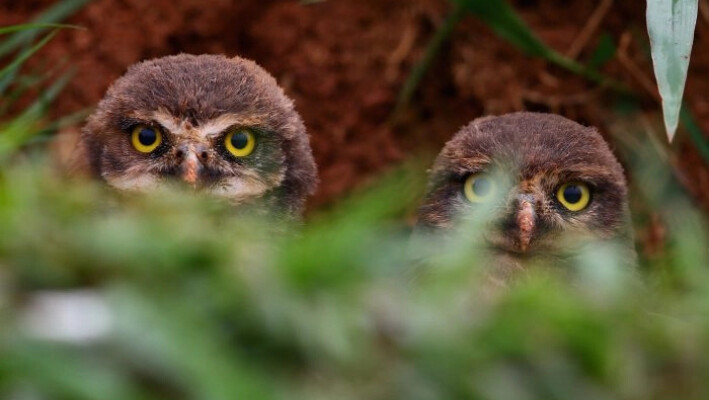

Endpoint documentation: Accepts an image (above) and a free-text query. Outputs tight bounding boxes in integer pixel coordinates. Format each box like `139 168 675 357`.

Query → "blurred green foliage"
1 144 709 400
2 2 709 400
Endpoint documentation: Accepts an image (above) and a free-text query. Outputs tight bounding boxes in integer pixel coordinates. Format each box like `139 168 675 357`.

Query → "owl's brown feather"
417 112 635 277
78 54 317 217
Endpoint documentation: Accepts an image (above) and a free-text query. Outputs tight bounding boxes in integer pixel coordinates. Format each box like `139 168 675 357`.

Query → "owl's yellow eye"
131 125 162 153
463 173 497 203
556 182 591 211
225 128 256 157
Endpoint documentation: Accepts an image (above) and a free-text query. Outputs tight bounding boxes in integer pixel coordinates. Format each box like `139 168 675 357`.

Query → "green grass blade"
588 33 617 69
451 0 554 58
450 0 618 86
33 108 92 138
0 30 57 80
0 23 83 35
396 0 632 113
647 0 698 142
0 71 72 163
396 6 465 112
0 63 20 97
0 0 90 57
17 69 74 120
0 63 67 114
680 105 709 164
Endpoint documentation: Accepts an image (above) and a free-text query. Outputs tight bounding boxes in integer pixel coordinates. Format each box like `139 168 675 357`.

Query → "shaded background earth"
2 0 709 216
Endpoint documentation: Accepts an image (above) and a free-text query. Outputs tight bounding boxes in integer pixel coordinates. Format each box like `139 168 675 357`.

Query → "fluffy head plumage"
79 54 317 217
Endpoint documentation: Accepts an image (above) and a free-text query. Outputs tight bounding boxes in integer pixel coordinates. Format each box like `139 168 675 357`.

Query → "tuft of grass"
0 18 84 164
0 0 90 57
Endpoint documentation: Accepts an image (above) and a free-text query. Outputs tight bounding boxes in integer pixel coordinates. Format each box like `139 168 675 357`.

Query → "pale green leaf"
647 0 698 142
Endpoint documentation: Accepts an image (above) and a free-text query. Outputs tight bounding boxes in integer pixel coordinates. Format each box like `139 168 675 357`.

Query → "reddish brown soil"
2 0 709 212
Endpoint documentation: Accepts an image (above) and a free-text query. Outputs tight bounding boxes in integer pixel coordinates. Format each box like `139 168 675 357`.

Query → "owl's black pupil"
563 185 583 204
231 132 249 149
473 178 491 196
138 128 156 146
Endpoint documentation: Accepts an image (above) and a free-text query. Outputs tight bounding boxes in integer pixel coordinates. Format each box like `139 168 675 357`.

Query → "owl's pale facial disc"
458 173 600 258
101 109 283 204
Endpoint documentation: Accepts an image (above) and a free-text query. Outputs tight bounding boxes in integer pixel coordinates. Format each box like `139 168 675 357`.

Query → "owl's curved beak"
182 155 200 187
178 147 204 188
515 195 536 252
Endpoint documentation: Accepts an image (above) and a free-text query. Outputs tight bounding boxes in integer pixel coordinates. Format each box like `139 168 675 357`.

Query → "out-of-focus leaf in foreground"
1 142 709 399
647 0 698 142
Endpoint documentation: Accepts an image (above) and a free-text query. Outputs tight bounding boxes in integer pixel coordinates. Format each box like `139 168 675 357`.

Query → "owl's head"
80 54 317 217
418 112 635 275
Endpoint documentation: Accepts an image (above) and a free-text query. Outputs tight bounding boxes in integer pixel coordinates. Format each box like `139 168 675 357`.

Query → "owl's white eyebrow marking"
150 111 182 135
151 110 268 138
198 114 266 137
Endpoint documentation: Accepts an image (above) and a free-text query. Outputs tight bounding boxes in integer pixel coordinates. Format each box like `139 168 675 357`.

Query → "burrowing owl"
417 112 635 279
78 54 317 217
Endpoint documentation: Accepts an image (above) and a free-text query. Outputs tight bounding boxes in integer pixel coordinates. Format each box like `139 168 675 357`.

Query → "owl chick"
78 54 317 217
417 112 635 278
